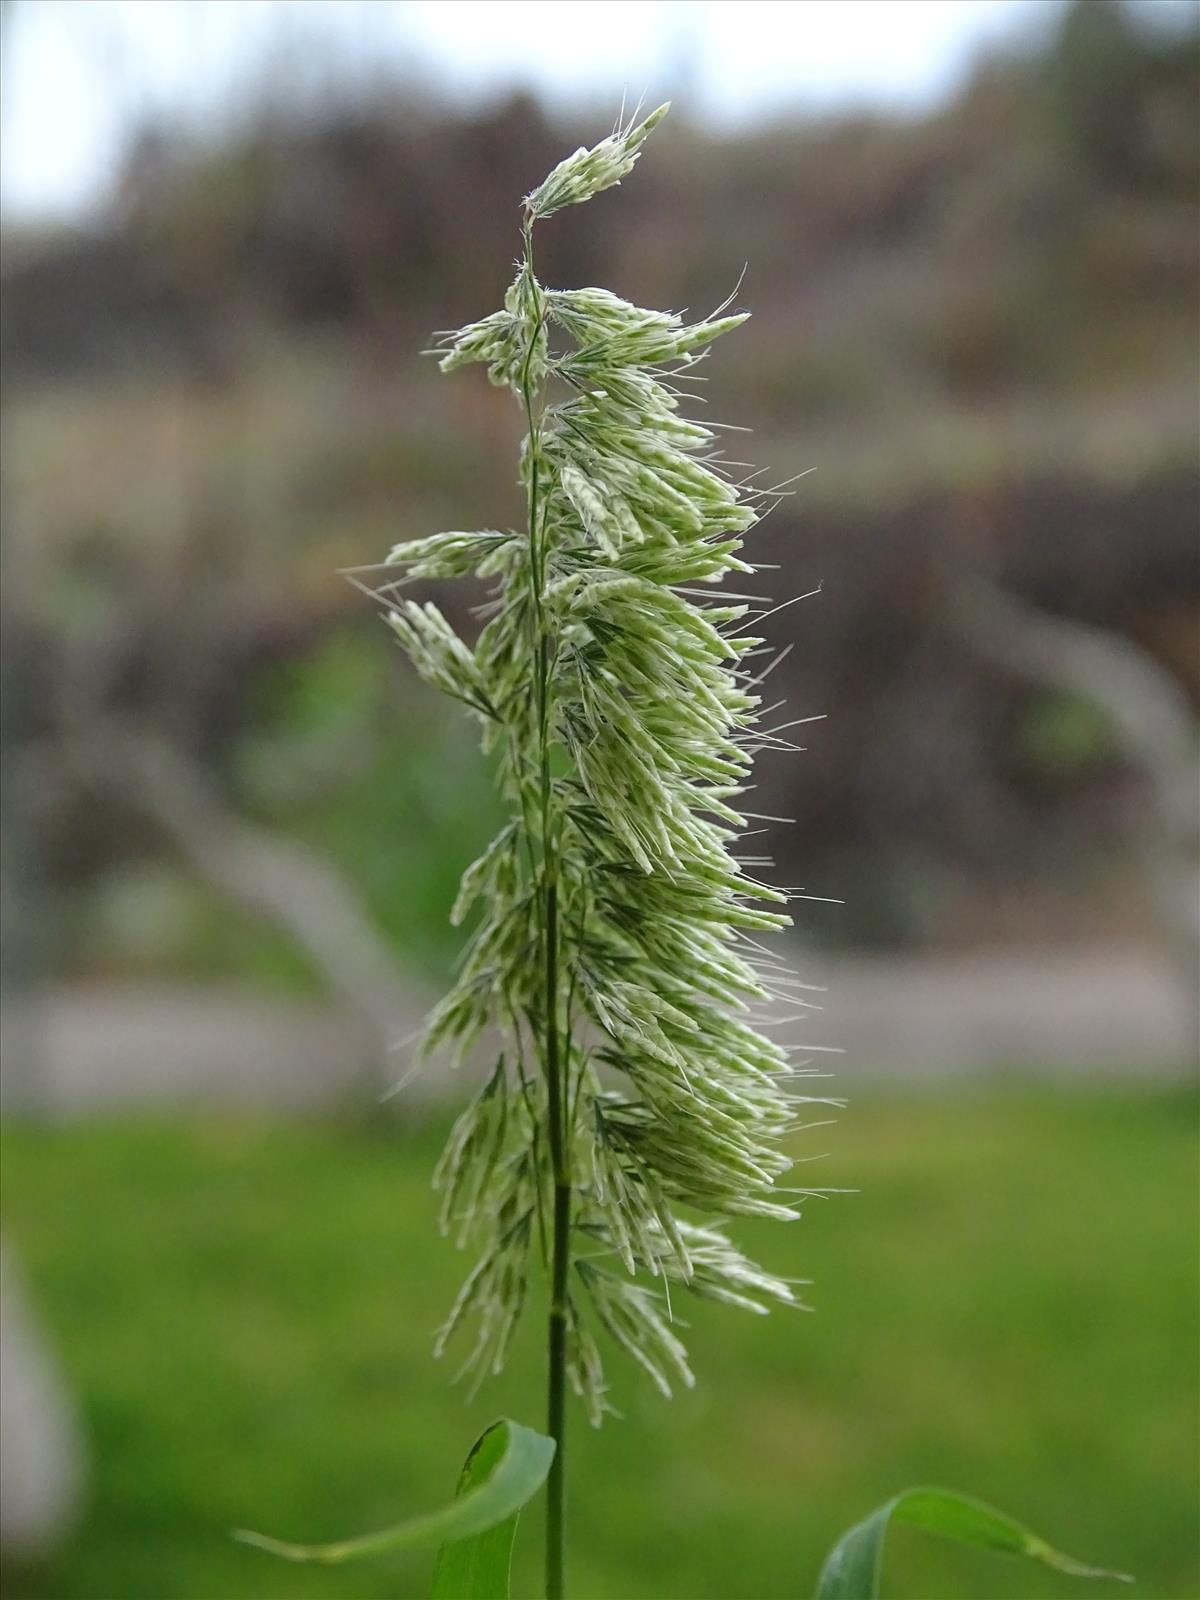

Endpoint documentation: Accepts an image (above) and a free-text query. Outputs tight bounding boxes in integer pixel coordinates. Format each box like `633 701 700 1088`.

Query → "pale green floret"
384 105 820 1415
385 529 515 577
525 103 670 220
435 309 523 387
384 601 496 720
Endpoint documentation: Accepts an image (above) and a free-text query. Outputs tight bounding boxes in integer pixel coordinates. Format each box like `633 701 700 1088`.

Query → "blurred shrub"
234 629 506 982
1012 689 1122 779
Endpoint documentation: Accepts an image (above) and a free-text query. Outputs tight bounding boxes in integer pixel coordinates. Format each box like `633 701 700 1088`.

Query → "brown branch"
77 726 414 1053
950 577 1199 970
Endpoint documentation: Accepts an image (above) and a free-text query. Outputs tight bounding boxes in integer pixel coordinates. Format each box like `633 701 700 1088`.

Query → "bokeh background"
1 2 1197 1596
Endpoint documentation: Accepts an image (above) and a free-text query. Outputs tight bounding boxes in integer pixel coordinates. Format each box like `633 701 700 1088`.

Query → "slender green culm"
380 103 823 1598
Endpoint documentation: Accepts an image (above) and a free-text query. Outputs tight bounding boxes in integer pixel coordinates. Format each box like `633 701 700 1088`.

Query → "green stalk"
519 220 570 1600
542 874 568 1600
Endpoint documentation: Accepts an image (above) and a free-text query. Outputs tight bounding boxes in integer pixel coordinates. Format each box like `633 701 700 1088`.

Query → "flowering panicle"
380 106 823 1426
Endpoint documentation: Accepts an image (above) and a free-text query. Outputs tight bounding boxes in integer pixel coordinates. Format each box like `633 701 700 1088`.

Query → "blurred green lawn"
2 1087 1196 1600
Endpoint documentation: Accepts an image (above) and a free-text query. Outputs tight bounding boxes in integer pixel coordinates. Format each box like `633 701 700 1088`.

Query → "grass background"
2 1084 1196 1600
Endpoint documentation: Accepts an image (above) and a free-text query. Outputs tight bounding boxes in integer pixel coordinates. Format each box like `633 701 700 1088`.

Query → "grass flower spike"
382 105 822 1597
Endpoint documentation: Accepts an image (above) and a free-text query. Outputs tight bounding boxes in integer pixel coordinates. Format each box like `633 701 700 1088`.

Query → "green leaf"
429 1422 536 1600
815 1486 1132 1600
234 1418 554 1585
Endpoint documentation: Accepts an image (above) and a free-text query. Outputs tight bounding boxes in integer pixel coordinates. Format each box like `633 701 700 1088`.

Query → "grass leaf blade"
815 1485 1132 1599
233 1418 554 1576
430 1420 550 1599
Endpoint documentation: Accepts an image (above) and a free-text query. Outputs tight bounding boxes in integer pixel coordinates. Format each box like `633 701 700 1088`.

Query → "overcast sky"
0 0 1191 221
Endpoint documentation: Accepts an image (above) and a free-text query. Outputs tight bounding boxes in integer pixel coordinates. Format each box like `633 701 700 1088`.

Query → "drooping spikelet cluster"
381 106 823 1423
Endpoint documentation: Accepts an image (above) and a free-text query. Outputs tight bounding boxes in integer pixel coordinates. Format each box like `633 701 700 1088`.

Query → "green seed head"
384 105 820 1420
